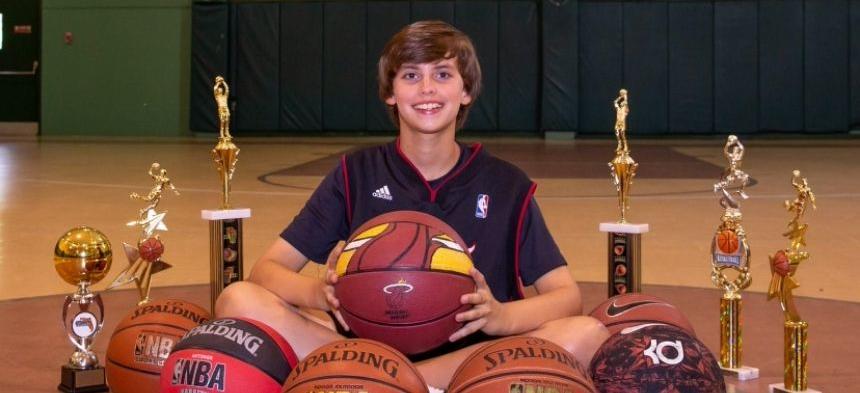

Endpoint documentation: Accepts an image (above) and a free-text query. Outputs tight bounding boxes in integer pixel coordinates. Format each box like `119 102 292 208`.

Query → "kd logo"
643 339 684 365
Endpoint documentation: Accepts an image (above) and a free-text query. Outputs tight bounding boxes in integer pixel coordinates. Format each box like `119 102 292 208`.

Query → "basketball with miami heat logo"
335 210 476 355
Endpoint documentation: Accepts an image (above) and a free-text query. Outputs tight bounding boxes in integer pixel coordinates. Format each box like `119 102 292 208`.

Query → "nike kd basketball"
334 210 475 355
589 293 696 336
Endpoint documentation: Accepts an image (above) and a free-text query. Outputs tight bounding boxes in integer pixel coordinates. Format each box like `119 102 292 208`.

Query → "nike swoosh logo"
606 300 663 317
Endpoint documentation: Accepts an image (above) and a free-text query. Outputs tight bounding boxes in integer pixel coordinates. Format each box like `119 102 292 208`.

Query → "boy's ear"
385 95 396 106
461 91 472 106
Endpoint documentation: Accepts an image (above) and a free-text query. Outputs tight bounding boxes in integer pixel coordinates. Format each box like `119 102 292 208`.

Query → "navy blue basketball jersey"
282 140 566 302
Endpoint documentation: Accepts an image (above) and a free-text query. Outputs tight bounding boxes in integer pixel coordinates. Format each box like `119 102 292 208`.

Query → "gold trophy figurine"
599 89 649 297
212 76 240 210
768 170 820 393
711 135 758 380
202 76 250 313
107 163 176 305
55 226 112 392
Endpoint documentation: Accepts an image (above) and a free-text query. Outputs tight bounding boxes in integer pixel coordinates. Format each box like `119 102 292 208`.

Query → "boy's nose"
420 79 436 94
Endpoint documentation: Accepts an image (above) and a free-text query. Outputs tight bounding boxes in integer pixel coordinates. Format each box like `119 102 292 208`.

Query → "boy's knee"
536 316 610 365
214 281 258 318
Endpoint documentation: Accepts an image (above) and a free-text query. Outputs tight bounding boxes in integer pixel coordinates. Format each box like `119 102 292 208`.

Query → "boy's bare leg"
417 316 609 389
215 280 344 359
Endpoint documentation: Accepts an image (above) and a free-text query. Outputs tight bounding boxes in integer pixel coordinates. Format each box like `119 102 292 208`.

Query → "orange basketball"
589 293 696 336
106 299 210 393
448 336 597 393
282 339 427 393
716 229 739 254
772 250 790 276
335 210 475 355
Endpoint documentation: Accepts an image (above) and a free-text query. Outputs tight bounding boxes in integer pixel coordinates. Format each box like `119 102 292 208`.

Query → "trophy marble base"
58 365 108 393
721 365 759 380
768 383 822 393
599 222 649 297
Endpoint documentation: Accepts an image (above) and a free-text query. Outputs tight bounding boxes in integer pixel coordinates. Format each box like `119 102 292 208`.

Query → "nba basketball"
161 317 299 393
283 338 427 393
448 336 597 393
334 210 476 355
106 298 210 393
590 324 725 393
589 293 696 336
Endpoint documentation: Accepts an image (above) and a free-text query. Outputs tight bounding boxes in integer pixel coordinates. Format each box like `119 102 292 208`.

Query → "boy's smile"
386 58 472 135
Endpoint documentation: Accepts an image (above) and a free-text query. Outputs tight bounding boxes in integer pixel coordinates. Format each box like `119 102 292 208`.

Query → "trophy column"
204 76 249 313
601 89 649 297
711 135 758 380
54 227 112 393
768 170 820 393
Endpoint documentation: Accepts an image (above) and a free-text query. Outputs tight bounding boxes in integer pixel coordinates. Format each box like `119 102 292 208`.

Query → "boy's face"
385 57 472 135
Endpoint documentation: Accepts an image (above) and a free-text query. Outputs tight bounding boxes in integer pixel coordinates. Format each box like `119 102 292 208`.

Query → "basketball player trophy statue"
710 135 759 380
54 226 112 392
599 89 649 297
107 162 176 305
768 170 820 393
201 76 250 313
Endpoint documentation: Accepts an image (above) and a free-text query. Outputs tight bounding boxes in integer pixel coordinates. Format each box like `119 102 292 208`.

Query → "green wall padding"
759 0 804 132
668 2 713 134
540 0 577 133
366 1 409 132
280 2 324 131
623 1 668 134
578 1 622 134
323 2 366 131
234 3 279 131
190 2 228 133
411 1 454 24
805 0 849 132
715 1 758 133
498 1 538 131
456 0 498 131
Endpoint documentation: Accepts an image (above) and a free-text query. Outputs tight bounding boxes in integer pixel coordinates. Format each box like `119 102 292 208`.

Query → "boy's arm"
450 266 581 341
247 237 331 311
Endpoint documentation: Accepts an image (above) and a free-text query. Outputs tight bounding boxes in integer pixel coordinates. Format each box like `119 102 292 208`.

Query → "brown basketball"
334 210 476 355
106 299 210 393
590 324 725 392
589 293 696 336
282 338 427 393
448 336 597 393
138 237 164 262
716 229 739 254
772 250 790 276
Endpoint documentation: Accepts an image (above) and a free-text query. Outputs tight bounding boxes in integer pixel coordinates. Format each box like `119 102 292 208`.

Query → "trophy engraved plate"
203 76 250 313
768 171 820 393
54 227 111 393
600 89 649 297
711 135 758 380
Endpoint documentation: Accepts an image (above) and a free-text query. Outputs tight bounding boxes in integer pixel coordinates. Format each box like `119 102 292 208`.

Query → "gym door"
0 0 39 129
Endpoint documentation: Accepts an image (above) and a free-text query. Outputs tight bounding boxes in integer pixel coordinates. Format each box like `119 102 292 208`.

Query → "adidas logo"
372 185 393 201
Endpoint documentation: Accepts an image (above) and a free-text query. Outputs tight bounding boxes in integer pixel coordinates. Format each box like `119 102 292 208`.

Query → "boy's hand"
449 267 504 342
323 241 349 331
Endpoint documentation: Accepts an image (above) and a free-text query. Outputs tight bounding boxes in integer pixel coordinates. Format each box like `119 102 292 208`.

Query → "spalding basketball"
589 293 696 336
590 324 725 392
161 317 299 393
335 210 475 355
448 336 597 393
283 338 427 393
106 298 210 393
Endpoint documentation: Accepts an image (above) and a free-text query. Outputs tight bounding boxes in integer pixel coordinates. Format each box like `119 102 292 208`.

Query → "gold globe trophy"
54 226 112 392
107 163 176 305
768 170 820 393
710 135 759 380
201 76 250 312
599 89 649 297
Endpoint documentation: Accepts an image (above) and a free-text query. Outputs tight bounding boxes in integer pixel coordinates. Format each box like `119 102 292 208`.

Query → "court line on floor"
21 178 860 200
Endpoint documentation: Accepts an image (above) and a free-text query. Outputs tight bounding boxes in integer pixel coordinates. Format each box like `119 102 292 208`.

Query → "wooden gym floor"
0 135 857 392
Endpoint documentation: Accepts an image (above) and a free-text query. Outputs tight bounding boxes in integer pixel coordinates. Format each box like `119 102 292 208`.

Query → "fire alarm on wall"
64 32 73 45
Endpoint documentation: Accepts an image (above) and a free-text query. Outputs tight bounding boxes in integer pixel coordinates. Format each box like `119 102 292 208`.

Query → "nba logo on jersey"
475 194 489 219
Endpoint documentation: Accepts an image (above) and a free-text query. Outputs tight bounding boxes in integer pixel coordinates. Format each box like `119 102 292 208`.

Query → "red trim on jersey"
394 138 483 202
341 155 352 226
514 182 538 299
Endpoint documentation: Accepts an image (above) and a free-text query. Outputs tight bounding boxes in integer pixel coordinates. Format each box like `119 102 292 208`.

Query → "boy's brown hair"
378 21 482 130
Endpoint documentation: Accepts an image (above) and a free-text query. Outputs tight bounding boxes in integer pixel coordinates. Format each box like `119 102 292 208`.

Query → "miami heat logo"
382 279 414 309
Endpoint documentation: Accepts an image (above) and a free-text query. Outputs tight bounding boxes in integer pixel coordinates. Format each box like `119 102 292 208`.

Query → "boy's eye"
403 72 419 80
436 71 452 79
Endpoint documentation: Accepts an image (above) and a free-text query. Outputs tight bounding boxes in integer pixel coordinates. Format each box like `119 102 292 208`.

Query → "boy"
216 21 608 390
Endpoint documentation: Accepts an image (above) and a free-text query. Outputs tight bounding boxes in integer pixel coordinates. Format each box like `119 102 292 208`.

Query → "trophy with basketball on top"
107 163 177 305
710 135 759 380
201 76 250 313
599 89 649 297
767 170 820 393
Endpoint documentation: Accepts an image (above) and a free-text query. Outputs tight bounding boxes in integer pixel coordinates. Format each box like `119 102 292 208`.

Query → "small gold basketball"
54 226 112 286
